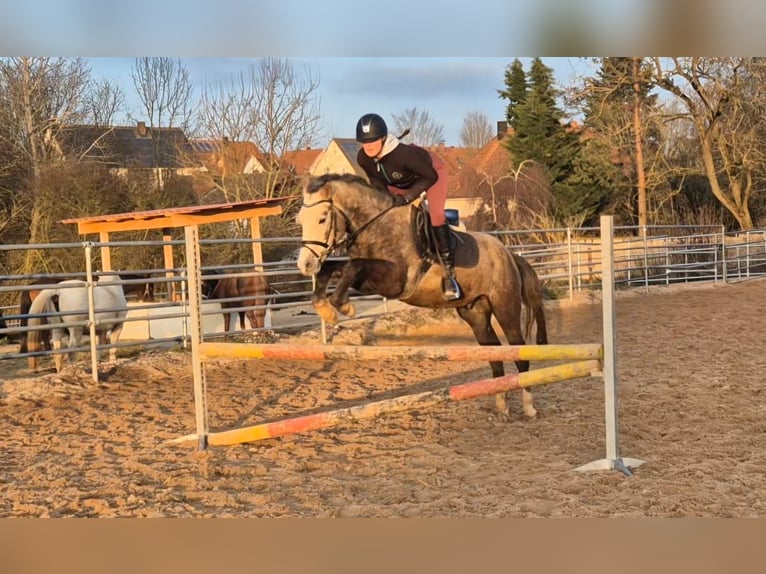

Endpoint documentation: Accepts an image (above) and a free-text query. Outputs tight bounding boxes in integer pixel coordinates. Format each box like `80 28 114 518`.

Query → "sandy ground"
1 279 765 517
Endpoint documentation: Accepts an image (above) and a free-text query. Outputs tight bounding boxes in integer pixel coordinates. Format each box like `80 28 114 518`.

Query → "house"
185 137 274 199
431 122 524 223
282 147 322 176
50 121 191 180
308 138 365 177
187 137 269 177
301 136 495 225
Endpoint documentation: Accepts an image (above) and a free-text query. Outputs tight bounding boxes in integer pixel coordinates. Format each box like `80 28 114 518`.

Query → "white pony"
26 277 128 372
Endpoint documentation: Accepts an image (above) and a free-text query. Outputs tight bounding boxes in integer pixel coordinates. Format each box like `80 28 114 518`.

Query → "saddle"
409 202 479 270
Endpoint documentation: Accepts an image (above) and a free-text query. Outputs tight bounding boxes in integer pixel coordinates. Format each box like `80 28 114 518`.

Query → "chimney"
496 121 508 140
136 121 148 137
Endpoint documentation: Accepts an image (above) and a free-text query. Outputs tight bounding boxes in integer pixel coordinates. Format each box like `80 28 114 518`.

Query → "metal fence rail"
3 224 766 368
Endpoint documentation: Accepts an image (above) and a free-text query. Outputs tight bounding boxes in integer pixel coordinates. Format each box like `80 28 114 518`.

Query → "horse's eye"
319 215 327 224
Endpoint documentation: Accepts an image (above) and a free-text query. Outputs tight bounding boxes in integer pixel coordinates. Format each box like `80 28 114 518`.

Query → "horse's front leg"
107 322 124 362
327 261 363 319
312 260 350 324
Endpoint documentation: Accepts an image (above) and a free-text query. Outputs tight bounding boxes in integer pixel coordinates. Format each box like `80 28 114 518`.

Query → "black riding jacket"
356 137 438 201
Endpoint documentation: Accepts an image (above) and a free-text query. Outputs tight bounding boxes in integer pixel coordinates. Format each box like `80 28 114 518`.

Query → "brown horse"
202 269 271 334
296 173 548 420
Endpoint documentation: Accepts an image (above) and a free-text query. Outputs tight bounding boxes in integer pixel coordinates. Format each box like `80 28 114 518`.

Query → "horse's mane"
306 173 376 195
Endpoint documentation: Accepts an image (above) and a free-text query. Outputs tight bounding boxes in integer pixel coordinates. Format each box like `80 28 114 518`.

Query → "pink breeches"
387 151 449 226
425 152 448 226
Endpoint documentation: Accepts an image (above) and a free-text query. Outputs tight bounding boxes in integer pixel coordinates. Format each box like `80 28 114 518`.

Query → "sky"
2 0 758 56
87 57 596 147
2 0 759 147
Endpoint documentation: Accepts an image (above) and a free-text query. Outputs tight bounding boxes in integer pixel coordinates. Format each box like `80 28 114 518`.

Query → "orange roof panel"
60 197 295 235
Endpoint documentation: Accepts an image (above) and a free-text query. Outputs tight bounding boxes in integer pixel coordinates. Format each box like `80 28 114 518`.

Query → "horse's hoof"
338 302 356 317
495 410 511 423
314 301 339 324
523 406 538 418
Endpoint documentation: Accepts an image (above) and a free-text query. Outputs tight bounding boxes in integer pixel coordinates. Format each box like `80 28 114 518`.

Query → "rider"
354 113 462 301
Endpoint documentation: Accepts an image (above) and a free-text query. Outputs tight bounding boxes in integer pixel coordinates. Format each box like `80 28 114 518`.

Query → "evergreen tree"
497 59 527 129
505 58 582 221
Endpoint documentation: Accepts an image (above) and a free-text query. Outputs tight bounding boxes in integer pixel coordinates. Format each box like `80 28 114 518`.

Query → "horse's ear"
300 174 313 194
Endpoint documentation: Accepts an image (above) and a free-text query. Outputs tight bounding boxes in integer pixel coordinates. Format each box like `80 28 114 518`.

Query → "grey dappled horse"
296 173 548 420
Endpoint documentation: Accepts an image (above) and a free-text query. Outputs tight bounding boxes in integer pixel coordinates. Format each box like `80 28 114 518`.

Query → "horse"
18 272 153 353
202 269 271 334
114 273 156 303
17 275 78 354
25 276 128 372
296 173 548 420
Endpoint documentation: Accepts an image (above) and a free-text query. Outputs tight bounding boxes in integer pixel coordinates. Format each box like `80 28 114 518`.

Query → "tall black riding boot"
433 224 462 300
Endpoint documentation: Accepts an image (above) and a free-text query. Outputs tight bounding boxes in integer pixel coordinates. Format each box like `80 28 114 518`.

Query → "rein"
343 203 396 248
300 197 397 259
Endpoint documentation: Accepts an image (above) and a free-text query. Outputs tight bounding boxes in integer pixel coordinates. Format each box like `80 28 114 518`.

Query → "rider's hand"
391 194 409 206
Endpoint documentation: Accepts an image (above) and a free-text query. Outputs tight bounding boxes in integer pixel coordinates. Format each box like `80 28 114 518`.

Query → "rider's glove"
391 194 409 206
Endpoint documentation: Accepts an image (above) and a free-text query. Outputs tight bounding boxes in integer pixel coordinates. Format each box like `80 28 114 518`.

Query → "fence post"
721 225 727 284
576 215 645 475
642 225 648 292
567 227 574 300
85 243 100 383
179 270 189 349
184 224 209 450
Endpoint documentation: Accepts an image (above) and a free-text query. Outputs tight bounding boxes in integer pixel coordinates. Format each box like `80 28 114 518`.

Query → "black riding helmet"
356 113 387 143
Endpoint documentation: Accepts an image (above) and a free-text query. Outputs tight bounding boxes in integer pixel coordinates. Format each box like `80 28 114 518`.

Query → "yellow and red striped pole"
170 358 599 446
199 342 602 363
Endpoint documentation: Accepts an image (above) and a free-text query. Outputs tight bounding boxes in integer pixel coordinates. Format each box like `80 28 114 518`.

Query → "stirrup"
442 275 462 301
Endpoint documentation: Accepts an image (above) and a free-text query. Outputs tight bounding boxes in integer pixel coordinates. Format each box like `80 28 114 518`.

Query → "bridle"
299 196 396 264
299 198 341 264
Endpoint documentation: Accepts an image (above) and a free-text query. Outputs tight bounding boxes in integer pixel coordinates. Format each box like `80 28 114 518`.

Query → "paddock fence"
2 224 766 367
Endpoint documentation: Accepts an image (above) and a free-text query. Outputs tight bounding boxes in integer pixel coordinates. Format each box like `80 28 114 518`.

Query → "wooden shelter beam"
68 205 284 236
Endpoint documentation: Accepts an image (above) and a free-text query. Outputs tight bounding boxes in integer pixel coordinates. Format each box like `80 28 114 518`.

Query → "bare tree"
130 57 195 132
196 58 322 205
391 107 445 147
0 57 91 272
459 110 493 149
0 57 90 177
651 57 766 230
129 57 196 190
84 78 125 126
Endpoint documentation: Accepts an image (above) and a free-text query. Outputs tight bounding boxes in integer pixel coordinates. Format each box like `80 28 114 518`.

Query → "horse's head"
296 173 393 276
115 273 155 303
201 270 223 299
296 175 349 276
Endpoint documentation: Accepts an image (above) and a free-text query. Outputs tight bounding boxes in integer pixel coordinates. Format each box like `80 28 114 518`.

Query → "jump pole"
170 359 600 446
198 342 603 363
574 215 645 475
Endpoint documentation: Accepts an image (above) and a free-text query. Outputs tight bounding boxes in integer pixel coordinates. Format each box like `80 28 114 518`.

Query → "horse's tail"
511 252 548 345
26 288 59 355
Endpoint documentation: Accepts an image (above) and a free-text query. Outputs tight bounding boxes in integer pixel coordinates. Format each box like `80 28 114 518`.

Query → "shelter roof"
60 197 294 235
